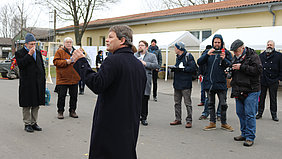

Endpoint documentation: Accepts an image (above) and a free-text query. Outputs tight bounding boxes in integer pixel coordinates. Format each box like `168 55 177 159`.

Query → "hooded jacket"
197 34 232 90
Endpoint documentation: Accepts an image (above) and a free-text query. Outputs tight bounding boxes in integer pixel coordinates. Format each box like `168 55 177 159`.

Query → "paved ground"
0 78 281 159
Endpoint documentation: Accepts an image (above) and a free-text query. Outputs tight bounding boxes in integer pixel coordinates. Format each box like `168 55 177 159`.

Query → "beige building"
56 0 282 65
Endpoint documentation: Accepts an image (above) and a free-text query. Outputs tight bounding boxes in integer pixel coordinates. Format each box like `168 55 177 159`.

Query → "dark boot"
32 123 42 131
57 112 64 119
271 112 279 122
24 125 34 133
69 110 78 118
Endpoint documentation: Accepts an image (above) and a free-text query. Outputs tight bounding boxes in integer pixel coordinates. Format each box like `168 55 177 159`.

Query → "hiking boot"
243 140 254 147
199 115 208 120
69 111 78 118
57 112 64 119
170 120 182 125
185 122 192 128
234 135 246 141
221 124 234 132
203 122 216 131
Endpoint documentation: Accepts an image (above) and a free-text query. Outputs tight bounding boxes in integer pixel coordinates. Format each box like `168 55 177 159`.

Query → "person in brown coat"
53 37 80 119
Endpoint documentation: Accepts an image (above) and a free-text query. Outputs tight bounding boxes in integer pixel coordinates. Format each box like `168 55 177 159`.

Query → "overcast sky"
0 0 153 29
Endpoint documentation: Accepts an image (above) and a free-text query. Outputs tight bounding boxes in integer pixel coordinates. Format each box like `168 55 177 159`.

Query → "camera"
213 50 222 54
225 67 233 79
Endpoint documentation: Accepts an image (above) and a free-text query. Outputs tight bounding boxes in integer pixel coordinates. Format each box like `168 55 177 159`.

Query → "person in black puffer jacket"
229 39 262 147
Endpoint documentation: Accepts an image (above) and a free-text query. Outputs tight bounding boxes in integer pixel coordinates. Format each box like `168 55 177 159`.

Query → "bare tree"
42 0 119 46
145 0 224 11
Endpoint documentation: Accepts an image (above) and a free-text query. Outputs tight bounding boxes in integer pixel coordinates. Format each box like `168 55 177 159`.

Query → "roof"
25 27 52 39
0 38 12 46
133 31 200 49
200 26 282 50
57 0 282 31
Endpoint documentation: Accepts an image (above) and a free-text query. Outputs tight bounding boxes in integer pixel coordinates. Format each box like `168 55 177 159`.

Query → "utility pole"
54 9 56 42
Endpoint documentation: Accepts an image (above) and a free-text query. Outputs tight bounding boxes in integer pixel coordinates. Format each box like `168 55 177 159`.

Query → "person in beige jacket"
53 37 80 119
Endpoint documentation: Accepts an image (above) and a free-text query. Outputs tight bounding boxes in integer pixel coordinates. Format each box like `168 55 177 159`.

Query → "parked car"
0 53 19 79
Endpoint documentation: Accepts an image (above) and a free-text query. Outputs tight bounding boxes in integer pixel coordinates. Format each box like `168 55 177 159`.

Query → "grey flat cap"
230 39 244 51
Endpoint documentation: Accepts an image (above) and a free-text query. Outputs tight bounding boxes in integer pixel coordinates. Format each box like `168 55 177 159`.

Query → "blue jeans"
200 82 205 103
236 91 260 141
201 90 221 117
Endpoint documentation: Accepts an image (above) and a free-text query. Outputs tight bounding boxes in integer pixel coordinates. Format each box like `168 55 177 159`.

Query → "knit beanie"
25 33 36 43
175 41 186 51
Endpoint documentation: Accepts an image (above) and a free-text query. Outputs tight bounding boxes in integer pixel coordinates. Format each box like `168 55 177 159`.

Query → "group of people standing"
14 25 281 159
172 34 281 147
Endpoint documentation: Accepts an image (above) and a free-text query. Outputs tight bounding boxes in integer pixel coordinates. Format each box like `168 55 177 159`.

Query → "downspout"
268 4 276 26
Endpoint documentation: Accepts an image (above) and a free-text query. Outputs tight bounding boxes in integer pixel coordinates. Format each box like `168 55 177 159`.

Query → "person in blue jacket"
197 34 234 131
169 41 197 128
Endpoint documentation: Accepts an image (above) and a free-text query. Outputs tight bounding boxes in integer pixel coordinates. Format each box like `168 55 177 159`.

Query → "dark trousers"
79 80 85 93
141 95 150 120
152 70 158 98
57 84 78 113
258 82 279 117
208 90 228 124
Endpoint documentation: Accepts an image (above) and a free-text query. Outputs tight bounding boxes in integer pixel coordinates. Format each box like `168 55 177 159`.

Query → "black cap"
230 39 244 51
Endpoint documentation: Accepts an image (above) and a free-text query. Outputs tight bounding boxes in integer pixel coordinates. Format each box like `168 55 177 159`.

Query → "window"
87 37 92 46
202 30 212 41
100 36 105 46
190 30 212 42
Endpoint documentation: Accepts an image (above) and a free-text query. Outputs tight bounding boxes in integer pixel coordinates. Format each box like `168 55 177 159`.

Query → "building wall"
56 10 282 65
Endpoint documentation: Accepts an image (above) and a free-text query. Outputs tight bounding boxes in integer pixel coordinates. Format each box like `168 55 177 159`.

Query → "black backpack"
185 53 198 80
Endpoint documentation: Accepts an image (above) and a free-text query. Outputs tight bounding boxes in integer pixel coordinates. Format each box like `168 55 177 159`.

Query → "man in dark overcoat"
15 33 45 133
256 40 282 121
72 25 146 159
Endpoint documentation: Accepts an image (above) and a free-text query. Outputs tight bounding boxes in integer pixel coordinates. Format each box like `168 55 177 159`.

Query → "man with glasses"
230 39 262 146
135 40 158 126
15 33 46 132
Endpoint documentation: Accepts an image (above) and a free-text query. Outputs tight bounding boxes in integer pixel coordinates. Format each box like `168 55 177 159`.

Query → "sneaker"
217 116 221 121
199 115 208 120
243 140 254 147
197 103 204 106
234 135 246 141
24 125 34 133
203 122 216 131
221 124 234 132
153 97 157 102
